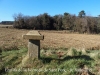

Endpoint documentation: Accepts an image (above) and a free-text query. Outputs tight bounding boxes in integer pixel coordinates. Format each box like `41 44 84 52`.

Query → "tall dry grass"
0 28 100 50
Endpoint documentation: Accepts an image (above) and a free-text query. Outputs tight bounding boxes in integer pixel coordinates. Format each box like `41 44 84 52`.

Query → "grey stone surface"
23 31 44 40
28 40 40 58
23 31 44 59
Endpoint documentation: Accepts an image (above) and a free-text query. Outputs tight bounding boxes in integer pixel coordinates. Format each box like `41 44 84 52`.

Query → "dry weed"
0 28 100 50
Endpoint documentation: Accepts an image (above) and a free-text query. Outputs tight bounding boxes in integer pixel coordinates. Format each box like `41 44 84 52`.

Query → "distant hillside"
1 21 14 25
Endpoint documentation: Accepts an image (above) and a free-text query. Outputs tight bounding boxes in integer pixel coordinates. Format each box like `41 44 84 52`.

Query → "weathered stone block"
23 31 44 59
28 40 40 58
23 31 44 40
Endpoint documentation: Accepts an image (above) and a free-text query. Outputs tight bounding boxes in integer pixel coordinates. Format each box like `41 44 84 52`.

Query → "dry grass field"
0 24 13 28
1 27 100 75
0 27 100 50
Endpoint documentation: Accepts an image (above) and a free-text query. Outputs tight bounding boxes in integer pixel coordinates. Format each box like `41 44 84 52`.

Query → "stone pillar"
23 31 44 59
28 40 40 58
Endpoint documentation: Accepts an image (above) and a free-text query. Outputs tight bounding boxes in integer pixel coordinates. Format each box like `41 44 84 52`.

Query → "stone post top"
23 30 44 40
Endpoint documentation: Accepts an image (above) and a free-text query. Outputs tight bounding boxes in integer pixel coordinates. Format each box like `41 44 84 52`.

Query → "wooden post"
23 31 44 59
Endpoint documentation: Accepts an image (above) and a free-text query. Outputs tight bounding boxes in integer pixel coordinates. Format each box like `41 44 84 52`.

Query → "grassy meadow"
0 27 100 75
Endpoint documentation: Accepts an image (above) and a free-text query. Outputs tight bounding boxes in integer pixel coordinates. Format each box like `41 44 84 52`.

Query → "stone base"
28 39 40 58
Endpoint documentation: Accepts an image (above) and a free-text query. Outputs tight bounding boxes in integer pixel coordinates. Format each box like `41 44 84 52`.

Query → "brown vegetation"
0 24 13 28
0 28 100 50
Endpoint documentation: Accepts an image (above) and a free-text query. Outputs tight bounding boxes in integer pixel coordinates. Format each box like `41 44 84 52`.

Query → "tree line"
1 21 14 25
13 10 100 34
